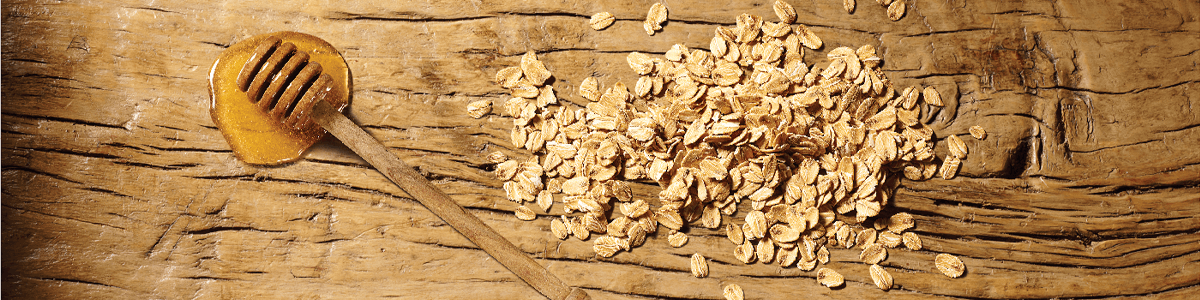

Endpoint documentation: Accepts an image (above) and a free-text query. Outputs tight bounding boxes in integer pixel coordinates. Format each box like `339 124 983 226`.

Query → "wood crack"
26 276 133 291
1042 80 1199 96
2 112 126 130
1067 138 1161 154
2 203 129 231
181 226 288 235
326 14 493 23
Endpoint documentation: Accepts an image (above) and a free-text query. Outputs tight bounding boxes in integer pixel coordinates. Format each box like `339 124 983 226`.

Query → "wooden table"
4 1 1198 299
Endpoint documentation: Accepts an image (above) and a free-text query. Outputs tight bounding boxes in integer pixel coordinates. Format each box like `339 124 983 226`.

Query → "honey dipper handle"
309 100 590 300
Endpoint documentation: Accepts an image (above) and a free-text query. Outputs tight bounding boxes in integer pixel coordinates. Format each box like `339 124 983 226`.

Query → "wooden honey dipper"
213 32 589 300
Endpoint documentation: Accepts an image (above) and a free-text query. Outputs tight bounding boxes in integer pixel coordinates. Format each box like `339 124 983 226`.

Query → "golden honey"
209 32 350 165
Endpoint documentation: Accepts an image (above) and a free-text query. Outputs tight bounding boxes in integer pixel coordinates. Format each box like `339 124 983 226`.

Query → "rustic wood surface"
3 0 1198 299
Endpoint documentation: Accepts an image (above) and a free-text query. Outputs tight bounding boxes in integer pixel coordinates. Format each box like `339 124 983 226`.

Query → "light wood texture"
3 0 1198 299
310 100 587 300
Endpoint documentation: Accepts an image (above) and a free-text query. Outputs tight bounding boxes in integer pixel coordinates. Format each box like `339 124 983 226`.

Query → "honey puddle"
208 32 350 165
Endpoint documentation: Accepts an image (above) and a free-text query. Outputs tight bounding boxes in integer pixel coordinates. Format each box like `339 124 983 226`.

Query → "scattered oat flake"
902 232 922 250
734 242 756 264
657 209 684 230
723 284 744 300
569 218 590 241
593 236 623 257
727 222 746 245
798 257 818 271
690 253 709 277
710 37 729 58
757 238 776 264
844 0 856 14
870 264 893 290
466 100 491 119
970 125 987 140
627 52 654 75
878 231 903 248
626 225 647 246
856 228 878 249
923 85 944 106
778 247 799 267
520 52 551 86
888 212 915 233
668 231 689 247
816 245 830 265
551 218 570 240
579 77 601 101
935 253 966 278
769 224 800 243
744 211 767 240
774 0 797 24
939 155 961 180
947 135 968 159
647 3 668 28
861 243 888 264
536 190 553 212
510 83 539 98
797 25 823 49
817 268 844 288
887 0 907 21
494 66 523 88
515 206 537 221
590 12 615 30
486 151 507 164
621 200 650 218
537 85 557 107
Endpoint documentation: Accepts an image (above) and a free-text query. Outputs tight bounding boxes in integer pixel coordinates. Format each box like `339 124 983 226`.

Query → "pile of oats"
476 2 970 293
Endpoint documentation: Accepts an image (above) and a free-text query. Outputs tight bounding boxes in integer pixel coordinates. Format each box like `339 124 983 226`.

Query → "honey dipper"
209 32 589 300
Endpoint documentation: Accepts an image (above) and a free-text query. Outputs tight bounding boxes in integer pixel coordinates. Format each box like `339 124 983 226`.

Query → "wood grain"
3 0 1198 299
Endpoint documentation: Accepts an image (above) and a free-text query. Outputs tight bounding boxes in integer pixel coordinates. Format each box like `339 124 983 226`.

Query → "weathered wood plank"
4 0 1198 299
